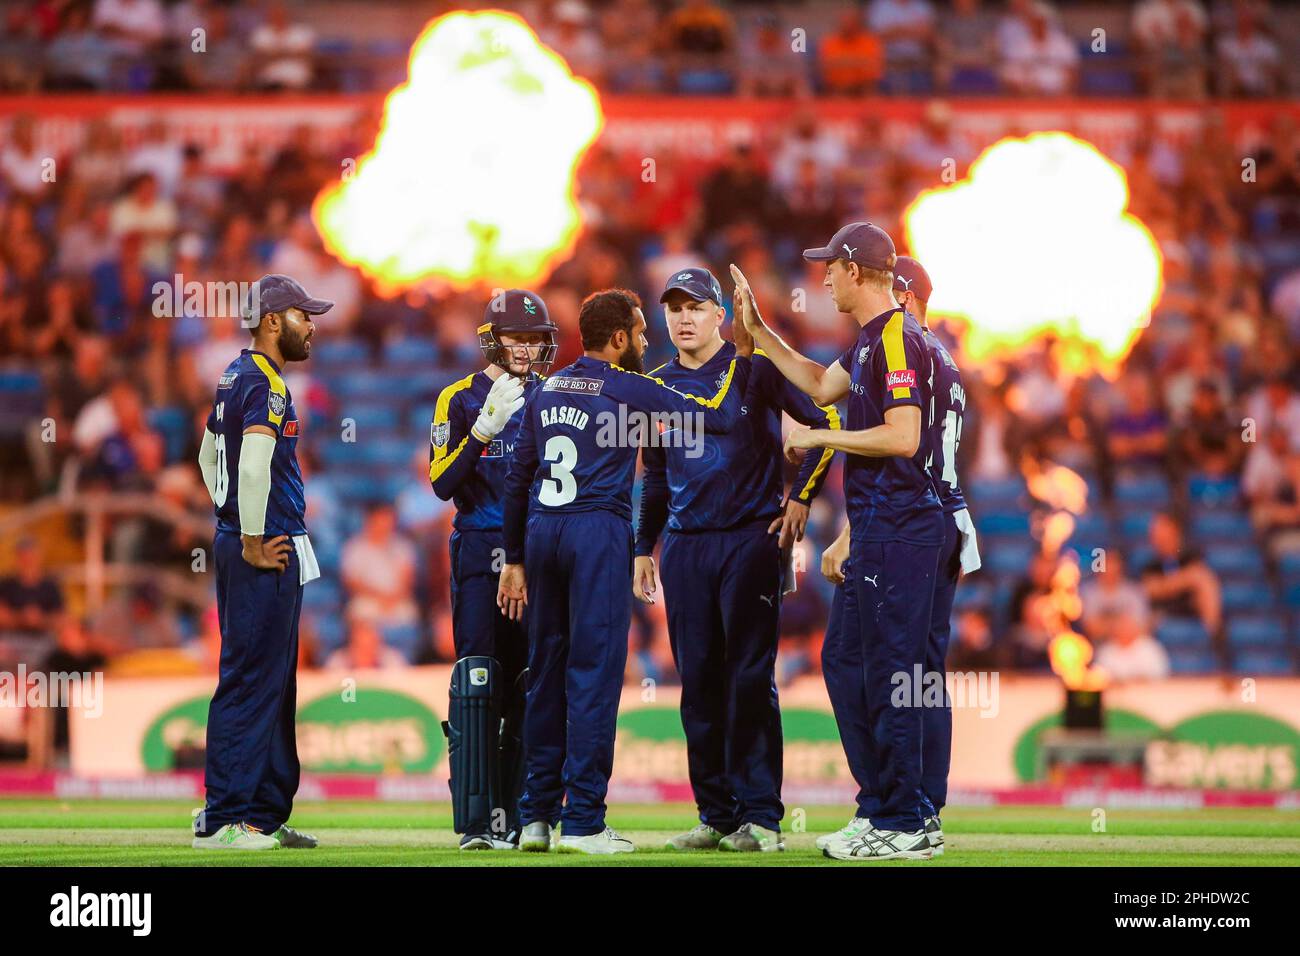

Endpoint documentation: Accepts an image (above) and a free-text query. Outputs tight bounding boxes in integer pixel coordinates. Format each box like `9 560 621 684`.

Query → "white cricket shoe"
556 826 635 855
192 822 280 850
924 815 944 856
815 816 870 851
518 821 553 852
824 827 933 861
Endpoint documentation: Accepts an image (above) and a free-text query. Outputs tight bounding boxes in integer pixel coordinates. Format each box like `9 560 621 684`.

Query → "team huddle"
191 219 979 861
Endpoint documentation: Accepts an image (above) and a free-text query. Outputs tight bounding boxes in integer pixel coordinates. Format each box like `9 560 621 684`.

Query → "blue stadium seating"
966 477 1025 507
1220 580 1277 613
1232 649 1295 676
1155 617 1211 649
983 538 1037 575
1226 616 1290 648
311 337 370 369
1167 647 1218 674
1188 474 1242 509
383 337 441 367
1189 511 1253 542
978 512 1031 536
1114 473 1170 508
1204 544 1266 577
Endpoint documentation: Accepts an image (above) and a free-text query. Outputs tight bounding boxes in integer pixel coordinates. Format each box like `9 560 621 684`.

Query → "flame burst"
904 132 1162 377
313 10 603 293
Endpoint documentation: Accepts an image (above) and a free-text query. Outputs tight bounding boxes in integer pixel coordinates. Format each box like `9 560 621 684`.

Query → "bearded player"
193 274 330 850
430 289 558 850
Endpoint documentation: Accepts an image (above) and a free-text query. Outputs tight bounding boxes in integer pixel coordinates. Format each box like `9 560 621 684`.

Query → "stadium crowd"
0 0 1297 98
1 2 1299 703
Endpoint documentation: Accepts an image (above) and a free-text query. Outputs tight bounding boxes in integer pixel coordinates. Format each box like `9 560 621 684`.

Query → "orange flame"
904 132 1163 379
312 10 603 294
1049 630 1110 691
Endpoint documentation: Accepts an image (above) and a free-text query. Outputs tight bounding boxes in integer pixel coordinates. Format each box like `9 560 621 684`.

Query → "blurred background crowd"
2 0 1299 98
0 0 1299 706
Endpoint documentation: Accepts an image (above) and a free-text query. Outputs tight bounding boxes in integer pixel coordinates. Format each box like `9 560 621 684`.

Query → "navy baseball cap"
893 256 933 303
241 274 333 324
660 267 723 305
803 222 897 271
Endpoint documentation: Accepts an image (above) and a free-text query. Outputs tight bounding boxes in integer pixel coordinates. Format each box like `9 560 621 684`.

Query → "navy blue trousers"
449 529 528 677
820 530 941 832
518 511 632 836
660 524 784 832
201 530 303 835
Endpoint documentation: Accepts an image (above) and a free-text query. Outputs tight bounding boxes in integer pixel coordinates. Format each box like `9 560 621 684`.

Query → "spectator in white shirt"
109 172 177 273
341 504 419 630
1094 615 1171 683
1000 4 1078 96
93 0 166 52
250 1 316 91
1216 7 1280 97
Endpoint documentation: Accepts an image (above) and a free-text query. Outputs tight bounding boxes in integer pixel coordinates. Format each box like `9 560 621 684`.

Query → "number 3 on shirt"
539 435 578 506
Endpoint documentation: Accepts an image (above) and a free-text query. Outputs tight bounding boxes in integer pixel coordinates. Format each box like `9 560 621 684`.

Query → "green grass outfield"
1 800 1298 866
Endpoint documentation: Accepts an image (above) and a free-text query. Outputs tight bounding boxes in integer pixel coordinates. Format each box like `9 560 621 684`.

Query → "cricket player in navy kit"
192 275 330 850
732 223 943 861
817 256 980 858
430 289 558 850
632 268 839 853
497 288 753 854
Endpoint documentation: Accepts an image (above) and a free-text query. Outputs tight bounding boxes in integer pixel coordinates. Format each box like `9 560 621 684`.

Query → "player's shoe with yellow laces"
815 816 870 851
274 824 319 848
665 823 723 850
556 826 635 854
824 827 933 861
518 821 553 852
192 822 280 850
719 823 784 852
924 815 944 856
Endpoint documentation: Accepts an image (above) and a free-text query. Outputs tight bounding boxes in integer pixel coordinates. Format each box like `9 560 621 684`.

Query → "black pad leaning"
444 656 502 835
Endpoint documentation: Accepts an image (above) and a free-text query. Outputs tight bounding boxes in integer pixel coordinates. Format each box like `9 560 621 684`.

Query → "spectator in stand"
772 109 849 195
1174 379 1242 478
94 582 181 649
1094 613 1171 682
538 1 605 85
936 0 998 94
1244 375 1300 452
1079 550 1152 641
696 142 782 243
109 172 177 272
341 503 420 633
1105 373 1169 475
180 4 249 92
1141 512 1223 643
268 215 362 334
597 0 661 93
738 12 809 97
0 538 64 637
0 114 46 198
662 0 736 92
92 0 166 56
1008 550 1062 670
43 2 117 91
999 2 1078 96
1215 4 1281 97
249 0 316 91
947 607 1001 671
1246 442 1300 556
817 9 885 96
1132 0 1208 99
868 0 935 71
325 619 409 670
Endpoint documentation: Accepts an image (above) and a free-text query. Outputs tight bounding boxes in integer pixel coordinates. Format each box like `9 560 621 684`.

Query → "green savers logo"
296 690 443 773
615 707 850 782
141 689 444 774
1014 709 1300 790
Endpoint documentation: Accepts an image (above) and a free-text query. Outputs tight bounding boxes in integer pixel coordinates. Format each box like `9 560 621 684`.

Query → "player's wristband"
237 432 277 536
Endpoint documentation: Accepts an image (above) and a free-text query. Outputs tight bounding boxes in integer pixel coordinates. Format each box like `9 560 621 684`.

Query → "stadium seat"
982 539 1037 575
947 66 1000 95
966 477 1025 508
978 511 1031 536
1226 616 1290 649
1155 617 1210 649
1189 511 1253 542
383 337 441 367
311 337 370 365
1118 510 1153 541
1204 544 1266 577
382 621 425 662
1220 580 1278 613
1114 473 1170 508
1167 647 1218 675
339 403 400 433
1231 649 1295 676
1188 474 1242 509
